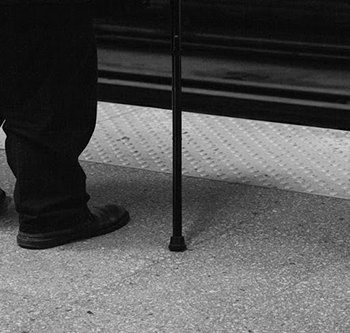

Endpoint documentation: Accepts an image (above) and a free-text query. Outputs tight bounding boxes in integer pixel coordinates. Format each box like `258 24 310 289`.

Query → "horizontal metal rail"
98 69 350 104
98 70 350 130
95 24 350 63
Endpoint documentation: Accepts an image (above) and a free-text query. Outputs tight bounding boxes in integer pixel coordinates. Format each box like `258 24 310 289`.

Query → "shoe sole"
17 210 130 250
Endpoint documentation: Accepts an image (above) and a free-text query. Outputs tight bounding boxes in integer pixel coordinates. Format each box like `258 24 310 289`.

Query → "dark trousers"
0 4 97 233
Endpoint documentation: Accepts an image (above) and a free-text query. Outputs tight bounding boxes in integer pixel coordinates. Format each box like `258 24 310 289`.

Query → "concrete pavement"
1 149 350 332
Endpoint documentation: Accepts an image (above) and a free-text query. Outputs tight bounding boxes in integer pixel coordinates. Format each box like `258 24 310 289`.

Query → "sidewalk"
1 103 350 332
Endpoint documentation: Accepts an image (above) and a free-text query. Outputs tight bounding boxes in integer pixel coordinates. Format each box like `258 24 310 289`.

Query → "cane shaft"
169 0 186 251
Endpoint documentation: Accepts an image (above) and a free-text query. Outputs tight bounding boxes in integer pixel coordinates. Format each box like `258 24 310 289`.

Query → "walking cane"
169 0 187 251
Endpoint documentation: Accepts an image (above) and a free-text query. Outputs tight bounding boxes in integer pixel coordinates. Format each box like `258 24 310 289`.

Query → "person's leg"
1 4 96 233
0 4 129 247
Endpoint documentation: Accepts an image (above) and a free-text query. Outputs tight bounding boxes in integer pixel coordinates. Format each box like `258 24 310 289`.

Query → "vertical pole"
169 0 186 251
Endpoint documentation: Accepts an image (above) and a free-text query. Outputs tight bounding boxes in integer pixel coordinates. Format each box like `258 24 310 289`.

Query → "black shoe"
17 204 130 249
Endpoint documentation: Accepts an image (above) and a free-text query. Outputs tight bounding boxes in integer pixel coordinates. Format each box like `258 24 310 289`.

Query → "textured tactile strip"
81 102 350 199
1 101 350 199
82 103 173 171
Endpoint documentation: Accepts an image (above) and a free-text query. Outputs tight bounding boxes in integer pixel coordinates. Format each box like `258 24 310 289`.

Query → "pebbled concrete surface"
3 102 350 199
1 150 350 332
